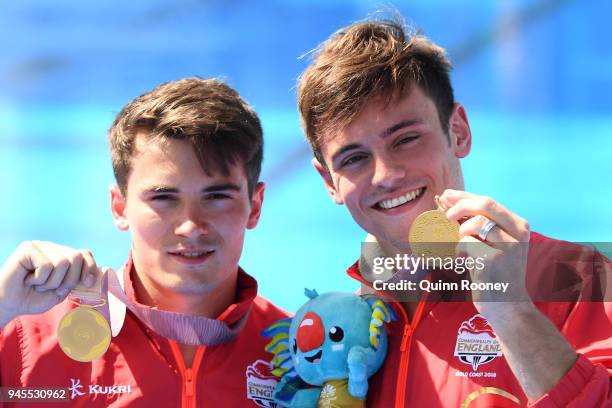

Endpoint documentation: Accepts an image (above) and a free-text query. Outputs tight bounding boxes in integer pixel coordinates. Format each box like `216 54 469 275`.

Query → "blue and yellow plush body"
262 290 395 407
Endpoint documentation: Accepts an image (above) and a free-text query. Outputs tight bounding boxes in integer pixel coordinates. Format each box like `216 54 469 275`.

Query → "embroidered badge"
454 314 502 371
246 359 279 407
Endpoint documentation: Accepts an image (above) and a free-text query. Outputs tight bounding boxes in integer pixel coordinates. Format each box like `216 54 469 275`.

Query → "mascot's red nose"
296 312 324 352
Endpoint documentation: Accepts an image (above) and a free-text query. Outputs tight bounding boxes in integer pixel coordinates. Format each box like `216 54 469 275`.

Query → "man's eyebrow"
142 183 241 194
203 183 241 193
143 186 178 194
380 119 422 138
331 143 363 164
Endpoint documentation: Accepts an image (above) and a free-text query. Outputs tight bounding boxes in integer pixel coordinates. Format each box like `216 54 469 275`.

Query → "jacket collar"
108 253 256 345
121 253 257 325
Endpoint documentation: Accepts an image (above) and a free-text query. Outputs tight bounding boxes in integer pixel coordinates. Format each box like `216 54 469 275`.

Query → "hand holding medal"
435 189 532 316
0 241 111 361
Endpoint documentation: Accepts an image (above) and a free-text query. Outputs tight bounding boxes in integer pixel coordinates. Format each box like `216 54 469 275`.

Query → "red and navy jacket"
352 232 611 407
0 263 288 408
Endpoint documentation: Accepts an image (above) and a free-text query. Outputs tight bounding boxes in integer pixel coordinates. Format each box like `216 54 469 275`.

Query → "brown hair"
109 77 263 196
298 18 454 166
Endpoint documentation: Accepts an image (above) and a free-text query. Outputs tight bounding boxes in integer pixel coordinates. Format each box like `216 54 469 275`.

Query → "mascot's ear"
262 318 296 378
304 288 319 299
361 295 396 350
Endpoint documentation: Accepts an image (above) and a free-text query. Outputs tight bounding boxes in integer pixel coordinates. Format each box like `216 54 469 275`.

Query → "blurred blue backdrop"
1 1 610 312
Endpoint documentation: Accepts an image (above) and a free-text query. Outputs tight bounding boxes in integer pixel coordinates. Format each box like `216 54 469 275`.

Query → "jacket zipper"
169 341 205 408
394 298 427 408
346 266 430 408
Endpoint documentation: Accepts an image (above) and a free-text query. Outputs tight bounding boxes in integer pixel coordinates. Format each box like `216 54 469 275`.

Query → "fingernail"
83 274 95 287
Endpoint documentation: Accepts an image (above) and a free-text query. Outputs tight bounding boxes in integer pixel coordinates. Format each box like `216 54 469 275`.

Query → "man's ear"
312 158 344 205
247 182 265 229
110 184 129 231
449 103 472 158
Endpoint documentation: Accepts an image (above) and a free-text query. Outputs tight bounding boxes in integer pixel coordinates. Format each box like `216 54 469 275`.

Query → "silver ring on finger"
478 219 497 241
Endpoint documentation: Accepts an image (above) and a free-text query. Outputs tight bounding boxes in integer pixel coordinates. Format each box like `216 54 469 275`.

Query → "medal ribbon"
106 267 250 346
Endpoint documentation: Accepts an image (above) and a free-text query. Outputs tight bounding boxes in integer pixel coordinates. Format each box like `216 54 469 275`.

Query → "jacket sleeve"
529 300 612 407
0 318 23 386
0 319 19 408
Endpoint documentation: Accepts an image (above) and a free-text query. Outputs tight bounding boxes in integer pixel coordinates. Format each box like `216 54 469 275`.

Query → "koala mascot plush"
262 289 395 407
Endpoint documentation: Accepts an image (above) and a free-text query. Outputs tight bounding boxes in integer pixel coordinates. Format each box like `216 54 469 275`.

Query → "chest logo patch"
246 359 279 407
454 314 502 371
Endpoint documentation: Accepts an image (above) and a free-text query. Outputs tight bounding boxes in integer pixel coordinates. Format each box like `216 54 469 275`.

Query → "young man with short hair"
0 78 287 407
298 19 611 407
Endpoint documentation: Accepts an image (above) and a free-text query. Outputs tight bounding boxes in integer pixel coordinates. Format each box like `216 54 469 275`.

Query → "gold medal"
408 195 460 258
58 303 111 362
57 275 111 362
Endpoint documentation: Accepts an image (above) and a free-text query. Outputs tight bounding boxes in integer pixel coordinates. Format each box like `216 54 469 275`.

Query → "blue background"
1 1 610 312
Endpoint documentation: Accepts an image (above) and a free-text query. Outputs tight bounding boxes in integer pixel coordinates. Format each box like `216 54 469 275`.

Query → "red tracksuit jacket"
352 232 612 407
0 265 288 408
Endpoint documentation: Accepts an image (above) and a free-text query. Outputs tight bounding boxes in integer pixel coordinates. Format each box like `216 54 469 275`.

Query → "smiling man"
298 18 611 407
0 78 287 407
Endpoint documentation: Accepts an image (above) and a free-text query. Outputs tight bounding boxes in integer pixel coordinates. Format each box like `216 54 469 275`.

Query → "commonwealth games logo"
246 360 278 407
454 314 502 371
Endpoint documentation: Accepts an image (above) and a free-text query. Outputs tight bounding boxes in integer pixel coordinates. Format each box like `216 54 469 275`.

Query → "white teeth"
183 252 204 258
378 188 423 209
173 251 210 258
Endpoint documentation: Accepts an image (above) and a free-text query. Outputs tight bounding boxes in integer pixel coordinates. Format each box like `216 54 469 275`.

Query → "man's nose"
174 203 209 238
371 157 405 188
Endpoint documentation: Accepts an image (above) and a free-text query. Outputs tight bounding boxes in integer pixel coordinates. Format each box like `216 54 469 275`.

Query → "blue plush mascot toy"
262 289 395 407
